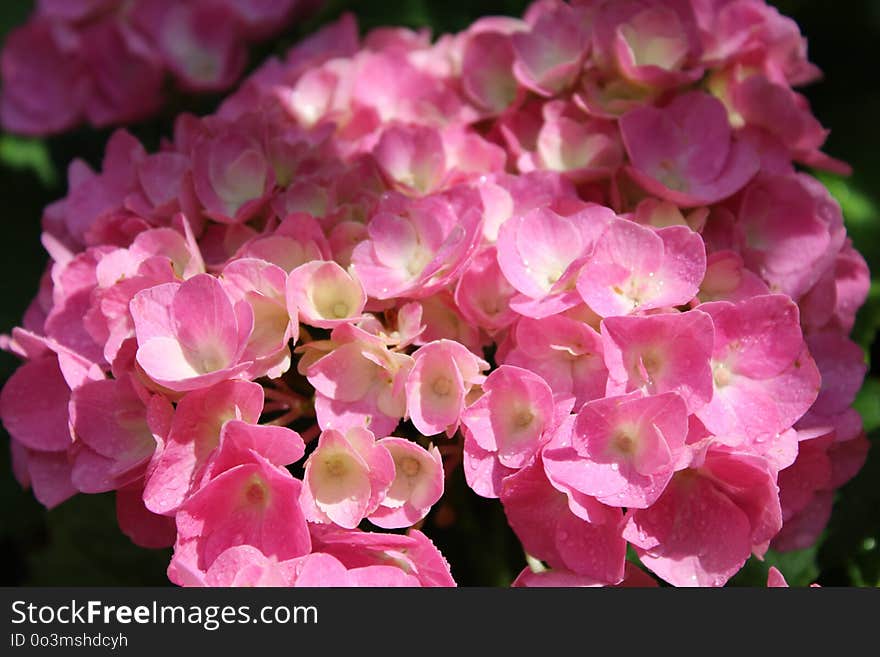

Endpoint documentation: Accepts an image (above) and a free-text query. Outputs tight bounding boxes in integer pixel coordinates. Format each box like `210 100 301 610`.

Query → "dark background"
1 0 878 586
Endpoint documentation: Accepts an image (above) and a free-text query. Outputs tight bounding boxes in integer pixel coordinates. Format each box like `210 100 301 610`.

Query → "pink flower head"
512 0 591 96
351 192 483 300
624 445 781 586
304 323 413 437
143 379 264 515
286 260 366 329
504 314 608 407
301 427 395 529
170 451 311 581
544 391 689 508
368 437 444 529
601 310 714 412
619 91 759 206
462 366 567 498
131 274 254 392
576 219 706 316
695 294 820 443
406 339 489 437
496 204 615 318
501 458 627 584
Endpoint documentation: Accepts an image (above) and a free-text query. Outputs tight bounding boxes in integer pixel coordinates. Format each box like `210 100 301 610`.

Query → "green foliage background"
1 0 877 587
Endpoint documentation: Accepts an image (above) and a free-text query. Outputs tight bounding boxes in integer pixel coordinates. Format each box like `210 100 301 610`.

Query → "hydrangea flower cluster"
0 0 870 587
0 0 321 135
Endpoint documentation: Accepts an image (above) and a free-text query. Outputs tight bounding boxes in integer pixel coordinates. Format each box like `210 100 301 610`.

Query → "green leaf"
0 136 57 188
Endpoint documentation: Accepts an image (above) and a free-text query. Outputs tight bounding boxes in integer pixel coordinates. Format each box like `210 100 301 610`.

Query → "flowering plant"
0 0 871 587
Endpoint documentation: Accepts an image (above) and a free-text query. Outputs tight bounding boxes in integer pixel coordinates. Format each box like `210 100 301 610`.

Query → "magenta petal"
1 357 72 452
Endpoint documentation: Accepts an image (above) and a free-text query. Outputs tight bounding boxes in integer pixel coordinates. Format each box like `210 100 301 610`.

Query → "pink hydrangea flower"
350 193 483 300
300 427 395 529
460 26 520 114
221 257 295 378
191 123 273 224
592 0 704 89
695 294 821 443
405 339 488 437
619 91 759 206
576 219 706 316
544 392 689 508
368 437 444 529
373 123 448 195
600 310 714 412
461 365 570 497
496 204 615 318
518 101 623 183
131 274 254 392
735 173 845 299
511 0 591 96
623 445 781 586
304 323 413 437
69 374 156 494
503 314 608 407
169 451 312 583
454 247 519 332
143 379 264 514
286 260 367 329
